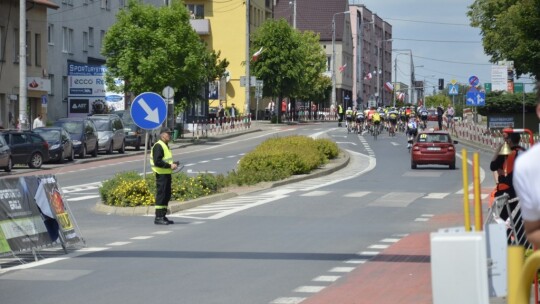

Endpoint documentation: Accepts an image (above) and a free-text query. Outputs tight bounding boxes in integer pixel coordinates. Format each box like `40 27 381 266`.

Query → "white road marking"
344 191 370 198
422 214 434 217
380 238 400 243
313 275 341 282
270 297 306 304
424 193 450 199
345 259 367 264
198 160 209 163
300 190 330 197
152 231 172 235
335 141 357 146
130 236 154 240
107 242 131 246
391 142 400 146
67 195 100 202
414 218 430 222
369 244 390 249
358 251 379 256
184 163 195 167
293 286 326 293
329 267 355 273
212 158 223 161
226 155 236 158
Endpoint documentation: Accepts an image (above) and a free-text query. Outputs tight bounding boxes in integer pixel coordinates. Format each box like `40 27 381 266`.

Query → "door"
9 133 32 164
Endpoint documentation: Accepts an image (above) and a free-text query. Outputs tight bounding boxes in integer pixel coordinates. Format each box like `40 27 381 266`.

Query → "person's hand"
171 163 178 170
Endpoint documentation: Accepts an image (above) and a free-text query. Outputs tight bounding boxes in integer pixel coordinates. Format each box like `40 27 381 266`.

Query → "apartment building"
0 0 59 128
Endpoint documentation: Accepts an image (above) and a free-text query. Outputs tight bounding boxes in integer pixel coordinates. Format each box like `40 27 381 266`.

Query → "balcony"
189 19 210 35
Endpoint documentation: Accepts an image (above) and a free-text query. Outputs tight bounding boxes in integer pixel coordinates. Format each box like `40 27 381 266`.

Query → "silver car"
88 114 126 154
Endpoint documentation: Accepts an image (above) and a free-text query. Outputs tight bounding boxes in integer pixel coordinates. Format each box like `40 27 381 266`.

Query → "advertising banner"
0 178 52 253
491 65 507 92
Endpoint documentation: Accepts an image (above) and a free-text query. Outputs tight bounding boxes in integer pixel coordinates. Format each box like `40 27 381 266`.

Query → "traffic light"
438 78 444 90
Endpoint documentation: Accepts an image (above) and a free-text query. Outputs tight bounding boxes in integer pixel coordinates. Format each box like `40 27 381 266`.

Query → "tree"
102 0 227 111
425 95 452 108
294 30 328 103
468 0 540 80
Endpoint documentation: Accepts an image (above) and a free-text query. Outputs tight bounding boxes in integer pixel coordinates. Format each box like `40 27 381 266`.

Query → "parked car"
33 127 74 163
0 130 50 169
411 131 458 170
427 109 438 121
88 114 126 154
119 111 160 150
53 117 99 158
0 134 12 172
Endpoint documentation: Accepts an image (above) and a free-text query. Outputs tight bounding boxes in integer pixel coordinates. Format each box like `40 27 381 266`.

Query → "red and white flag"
251 47 263 61
397 92 405 101
384 82 394 92
339 64 347 73
364 72 372 80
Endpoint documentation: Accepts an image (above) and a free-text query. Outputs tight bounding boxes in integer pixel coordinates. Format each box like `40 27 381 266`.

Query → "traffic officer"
151 127 178 225
337 104 344 127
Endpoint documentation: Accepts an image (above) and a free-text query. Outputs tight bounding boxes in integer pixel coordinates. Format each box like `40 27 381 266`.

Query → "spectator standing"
230 103 236 128
150 127 178 225
514 89 540 247
436 104 444 130
33 114 44 129
218 103 225 128
490 131 526 243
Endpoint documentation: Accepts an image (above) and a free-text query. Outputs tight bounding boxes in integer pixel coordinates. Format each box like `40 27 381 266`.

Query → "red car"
411 131 458 169
427 109 438 121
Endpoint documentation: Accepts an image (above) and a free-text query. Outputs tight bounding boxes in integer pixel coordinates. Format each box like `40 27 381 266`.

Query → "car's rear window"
418 133 450 143
35 130 60 141
56 121 83 134
91 119 111 131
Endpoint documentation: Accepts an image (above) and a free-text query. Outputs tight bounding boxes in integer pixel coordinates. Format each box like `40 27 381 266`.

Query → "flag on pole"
397 92 405 101
339 64 347 73
364 72 372 80
251 47 263 61
384 82 394 92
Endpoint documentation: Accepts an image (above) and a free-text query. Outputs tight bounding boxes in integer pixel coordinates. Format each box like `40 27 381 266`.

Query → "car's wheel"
79 145 87 158
118 140 125 154
135 137 141 151
68 146 75 161
58 149 65 164
92 144 98 157
106 141 114 154
29 152 43 169
449 162 456 170
411 160 417 169
4 157 12 172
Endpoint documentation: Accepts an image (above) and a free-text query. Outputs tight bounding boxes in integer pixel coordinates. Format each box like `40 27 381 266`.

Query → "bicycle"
373 122 380 140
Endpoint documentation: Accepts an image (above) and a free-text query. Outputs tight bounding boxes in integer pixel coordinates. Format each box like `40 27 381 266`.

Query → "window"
0 26 4 61
69 29 74 54
83 31 88 52
119 0 126 8
35 33 41 66
48 24 54 45
186 4 204 19
101 0 110 10
13 28 19 63
62 27 68 52
100 30 105 48
88 27 94 47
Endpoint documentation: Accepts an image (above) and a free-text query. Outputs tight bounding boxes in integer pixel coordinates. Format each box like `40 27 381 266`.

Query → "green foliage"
99 136 340 204
250 19 328 103
425 95 453 108
99 171 155 207
468 0 540 79
102 0 228 111
477 91 537 115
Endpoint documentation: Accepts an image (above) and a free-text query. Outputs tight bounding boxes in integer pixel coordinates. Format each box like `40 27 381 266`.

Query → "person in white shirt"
514 90 540 247
33 114 44 129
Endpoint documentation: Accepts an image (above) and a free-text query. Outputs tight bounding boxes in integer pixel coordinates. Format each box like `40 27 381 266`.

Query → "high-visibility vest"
338 105 343 114
150 140 173 174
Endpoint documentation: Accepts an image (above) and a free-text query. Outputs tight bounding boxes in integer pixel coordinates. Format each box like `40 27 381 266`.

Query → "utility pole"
292 0 297 29
19 0 28 130
245 0 250 114
394 57 397 107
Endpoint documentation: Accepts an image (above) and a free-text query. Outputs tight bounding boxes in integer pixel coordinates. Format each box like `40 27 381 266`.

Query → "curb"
93 150 351 216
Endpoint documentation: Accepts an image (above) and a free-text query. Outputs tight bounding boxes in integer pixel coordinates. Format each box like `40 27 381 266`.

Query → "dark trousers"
437 116 443 130
155 173 172 208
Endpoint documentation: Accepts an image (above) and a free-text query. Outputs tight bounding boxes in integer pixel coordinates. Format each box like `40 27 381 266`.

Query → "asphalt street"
0 121 498 304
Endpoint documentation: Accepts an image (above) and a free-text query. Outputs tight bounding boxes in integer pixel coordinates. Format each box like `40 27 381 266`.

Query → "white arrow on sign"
138 98 160 123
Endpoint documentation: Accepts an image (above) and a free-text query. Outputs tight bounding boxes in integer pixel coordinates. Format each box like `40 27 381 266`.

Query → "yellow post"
508 246 525 304
462 149 471 232
473 152 482 231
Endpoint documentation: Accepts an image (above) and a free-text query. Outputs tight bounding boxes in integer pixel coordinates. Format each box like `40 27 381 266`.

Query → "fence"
451 120 539 150
178 114 254 139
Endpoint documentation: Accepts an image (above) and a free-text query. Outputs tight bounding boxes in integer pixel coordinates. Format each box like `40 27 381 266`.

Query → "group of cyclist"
342 105 437 136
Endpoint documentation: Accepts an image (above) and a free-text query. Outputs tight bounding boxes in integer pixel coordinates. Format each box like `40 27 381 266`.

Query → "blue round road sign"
131 92 167 130
468 75 480 87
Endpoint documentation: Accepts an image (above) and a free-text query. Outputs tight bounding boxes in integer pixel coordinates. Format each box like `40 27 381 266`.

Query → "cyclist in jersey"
355 110 365 133
419 106 429 130
388 107 399 134
345 107 353 128
372 111 381 133
406 116 418 149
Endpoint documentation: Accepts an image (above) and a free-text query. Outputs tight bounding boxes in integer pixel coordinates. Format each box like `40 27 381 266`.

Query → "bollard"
462 149 471 232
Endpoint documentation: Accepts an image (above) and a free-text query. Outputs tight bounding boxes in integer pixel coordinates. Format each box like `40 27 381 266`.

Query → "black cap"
160 127 172 134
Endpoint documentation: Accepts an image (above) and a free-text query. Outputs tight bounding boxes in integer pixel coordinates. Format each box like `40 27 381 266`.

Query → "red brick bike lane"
301 213 467 304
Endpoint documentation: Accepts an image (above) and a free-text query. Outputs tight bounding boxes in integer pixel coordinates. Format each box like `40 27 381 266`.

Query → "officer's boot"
163 209 174 224
154 209 169 225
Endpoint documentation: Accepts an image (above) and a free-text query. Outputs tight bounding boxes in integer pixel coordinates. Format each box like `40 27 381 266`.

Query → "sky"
357 0 536 94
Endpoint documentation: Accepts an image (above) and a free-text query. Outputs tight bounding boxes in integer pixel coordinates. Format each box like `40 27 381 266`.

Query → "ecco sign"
71 78 105 85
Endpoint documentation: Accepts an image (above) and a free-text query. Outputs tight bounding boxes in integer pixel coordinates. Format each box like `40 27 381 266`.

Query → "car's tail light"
413 146 420 151
448 145 454 151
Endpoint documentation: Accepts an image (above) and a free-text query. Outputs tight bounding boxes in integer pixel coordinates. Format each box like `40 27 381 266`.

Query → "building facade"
0 0 58 128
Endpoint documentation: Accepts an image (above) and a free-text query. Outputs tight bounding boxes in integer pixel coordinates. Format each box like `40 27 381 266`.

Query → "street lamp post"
357 19 374 109
376 39 392 107
392 49 413 105
331 11 349 108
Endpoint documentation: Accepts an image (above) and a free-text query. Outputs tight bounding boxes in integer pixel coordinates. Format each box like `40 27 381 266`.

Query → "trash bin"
173 123 183 140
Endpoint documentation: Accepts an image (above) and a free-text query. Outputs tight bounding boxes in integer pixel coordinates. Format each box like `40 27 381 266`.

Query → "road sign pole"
143 131 149 178
452 95 455 108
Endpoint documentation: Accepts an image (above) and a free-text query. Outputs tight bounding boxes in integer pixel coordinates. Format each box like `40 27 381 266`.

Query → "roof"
31 0 60 9
274 0 349 41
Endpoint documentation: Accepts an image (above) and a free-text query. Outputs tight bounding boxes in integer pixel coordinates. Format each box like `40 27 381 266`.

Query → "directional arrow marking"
138 98 160 123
